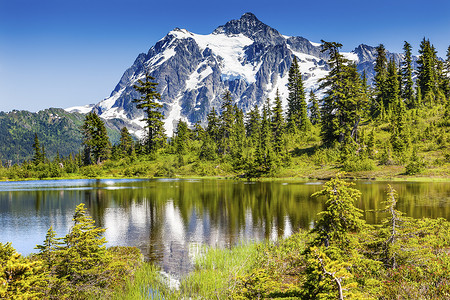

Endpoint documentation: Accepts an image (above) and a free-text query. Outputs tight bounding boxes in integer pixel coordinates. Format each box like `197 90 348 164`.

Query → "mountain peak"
213 12 285 45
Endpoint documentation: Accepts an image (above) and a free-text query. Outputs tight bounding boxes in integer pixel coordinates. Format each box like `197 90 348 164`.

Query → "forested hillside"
0 108 123 164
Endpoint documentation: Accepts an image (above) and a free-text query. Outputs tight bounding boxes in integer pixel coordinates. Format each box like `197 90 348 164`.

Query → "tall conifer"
401 41 415 107
133 73 166 152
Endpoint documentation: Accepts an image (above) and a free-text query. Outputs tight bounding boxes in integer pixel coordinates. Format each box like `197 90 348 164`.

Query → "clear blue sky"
1 0 449 112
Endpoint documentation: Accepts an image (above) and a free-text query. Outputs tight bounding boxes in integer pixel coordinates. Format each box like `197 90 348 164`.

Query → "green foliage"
287 57 310 132
133 73 166 153
319 41 368 145
0 242 46 299
81 112 111 164
405 147 425 175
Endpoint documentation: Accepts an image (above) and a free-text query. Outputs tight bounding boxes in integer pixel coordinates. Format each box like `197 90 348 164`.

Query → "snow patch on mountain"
185 65 213 90
65 104 95 114
99 88 125 112
169 29 256 83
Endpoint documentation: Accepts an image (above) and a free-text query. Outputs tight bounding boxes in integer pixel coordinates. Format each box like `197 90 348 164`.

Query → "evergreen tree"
309 91 321 125
390 98 409 154
173 119 190 155
231 105 246 164
118 127 134 158
401 41 415 107
257 99 274 172
218 91 235 156
271 90 286 160
32 133 43 165
81 112 111 164
417 38 438 106
385 58 401 112
56 204 111 287
0 242 46 299
133 73 166 152
245 105 261 148
287 57 309 132
206 107 220 142
374 44 389 117
444 45 450 100
310 173 365 248
35 226 61 266
319 41 368 145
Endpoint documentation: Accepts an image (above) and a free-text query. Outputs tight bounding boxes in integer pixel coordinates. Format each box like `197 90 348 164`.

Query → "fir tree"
390 98 409 154
319 41 368 145
271 90 286 160
32 133 43 165
81 112 111 164
218 91 234 155
385 58 401 112
310 173 365 249
257 99 274 172
231 105 246 164
309 91 320 125
118 127 134 158
133 73 166 152
245 105 261 148
287 57 309 132
56 204 111 287
374 44 389 116
173 119 190 155
0 242 46 299
401 41 415 107
445 45 450 100
35 226 60 266
206 107 220 142
417 38 438 106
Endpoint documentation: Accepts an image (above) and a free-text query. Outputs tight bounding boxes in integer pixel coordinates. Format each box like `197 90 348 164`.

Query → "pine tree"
231 105 246 164
401 41 415 108
218 91 235 156
35 226 61 266
417 38 438 106
118 127 134 158
257 99 274 172
390 98 409 154
206 107 220 142
374 44 389 116
173 119 190 156
133 73 166 152
319 41 368 145
32 133 43 165
0 242 46 299
287 57 309 132
309 91 321 125
310 173 365 249
56 204 111 287
444 45 450 100
81 112 111 164
385 58 401 112
245 105 261 148
271 90 286 160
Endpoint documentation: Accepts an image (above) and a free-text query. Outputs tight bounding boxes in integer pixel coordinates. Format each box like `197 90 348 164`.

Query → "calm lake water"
1 178 449 276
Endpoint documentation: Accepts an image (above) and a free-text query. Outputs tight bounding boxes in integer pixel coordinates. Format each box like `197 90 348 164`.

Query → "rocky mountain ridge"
67 13 407 137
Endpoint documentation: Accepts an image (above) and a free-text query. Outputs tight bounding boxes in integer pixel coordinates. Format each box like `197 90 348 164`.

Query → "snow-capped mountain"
66 13 403 137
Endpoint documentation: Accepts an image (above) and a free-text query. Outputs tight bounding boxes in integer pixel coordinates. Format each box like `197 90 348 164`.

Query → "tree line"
3 37 449 180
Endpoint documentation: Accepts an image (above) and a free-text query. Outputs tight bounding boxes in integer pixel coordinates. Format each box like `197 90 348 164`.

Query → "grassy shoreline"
2 170 450 183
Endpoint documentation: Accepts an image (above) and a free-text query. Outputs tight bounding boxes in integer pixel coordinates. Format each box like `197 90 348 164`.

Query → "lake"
1 178 449 276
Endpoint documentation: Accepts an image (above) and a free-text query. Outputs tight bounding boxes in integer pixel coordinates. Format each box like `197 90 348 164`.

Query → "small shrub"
342 157 376 172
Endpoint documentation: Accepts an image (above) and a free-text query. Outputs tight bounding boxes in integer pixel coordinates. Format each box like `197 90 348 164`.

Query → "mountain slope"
68 13 406 137
0 108 124 163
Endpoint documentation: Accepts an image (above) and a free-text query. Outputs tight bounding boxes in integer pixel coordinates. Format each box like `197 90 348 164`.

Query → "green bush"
342 157 376 172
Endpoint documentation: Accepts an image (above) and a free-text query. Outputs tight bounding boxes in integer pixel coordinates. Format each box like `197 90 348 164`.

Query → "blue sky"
1 0 449 112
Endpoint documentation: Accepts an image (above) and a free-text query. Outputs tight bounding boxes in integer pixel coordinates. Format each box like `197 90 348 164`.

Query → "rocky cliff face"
68 13 408 137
